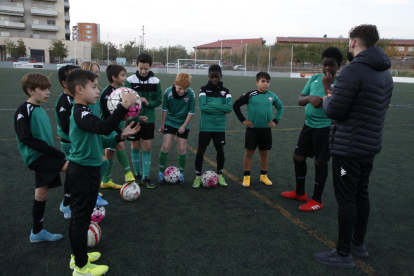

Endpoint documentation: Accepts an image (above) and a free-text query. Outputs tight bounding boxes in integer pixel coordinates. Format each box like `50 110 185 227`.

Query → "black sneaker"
351 243 369 258
135 173 142 184
142 177 155 189
313 249 355 268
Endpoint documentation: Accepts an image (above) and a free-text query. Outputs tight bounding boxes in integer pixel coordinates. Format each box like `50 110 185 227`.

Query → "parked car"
6 57 17 62
62 59 76 65
165 63 176 68
152 62 164 68
183 63 196 69
234 65 245 70
29 58 37 63
18 57 30 63
198 64 210 69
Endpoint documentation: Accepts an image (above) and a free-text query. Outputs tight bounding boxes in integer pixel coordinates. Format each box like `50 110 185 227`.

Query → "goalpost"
177 59 221 73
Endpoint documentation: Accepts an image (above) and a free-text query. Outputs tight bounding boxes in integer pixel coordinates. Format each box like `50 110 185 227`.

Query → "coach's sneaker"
73 262 108 276
96 194 108 206
281 188 308 201
177 173 185 185
60 200 71 219
100 179 122 189
125 171 135 183
158 172 165 185
135 173 142 184
299 199 324 212
260 174 272 186
30 229 63 243
192 176 201 188
142 177 155 189
351 243 369 258
314 249 355 268
69 252 101 269
242 176 250 187
218 175 228 187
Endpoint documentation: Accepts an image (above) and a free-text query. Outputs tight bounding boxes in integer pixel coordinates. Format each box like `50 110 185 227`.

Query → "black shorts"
245 128 272 151
163 124 190 139
294 124 330 163
198 131 226 147
126 122 155 141
28 154 66 189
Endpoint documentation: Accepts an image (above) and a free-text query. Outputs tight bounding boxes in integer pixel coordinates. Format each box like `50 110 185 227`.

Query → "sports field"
0 68 413 276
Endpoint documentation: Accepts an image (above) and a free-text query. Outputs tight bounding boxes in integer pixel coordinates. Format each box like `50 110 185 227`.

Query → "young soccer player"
99 64 137 187
192 65 232 188
281 47 343 212
14 73 68 242
80 62 101 117
158 73 195 185
66 69 140 275
125 53 163 188
233 72 284 188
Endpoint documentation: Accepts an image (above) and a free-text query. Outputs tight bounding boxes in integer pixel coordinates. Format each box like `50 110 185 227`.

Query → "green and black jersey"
162 86 196 129
14 102 64 166
67 103 128 166
125 71 162 124
55 92 74 142
99 85 115 121
199 81 232 132
233 90 284 128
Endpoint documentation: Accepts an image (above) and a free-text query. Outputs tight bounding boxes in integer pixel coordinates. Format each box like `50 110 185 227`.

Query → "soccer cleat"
177 173 184 185
30 229 63 243
351 243 369 258
242 175 250 187
141 177 155 189
69 252 101 269
158 172 165 185
125 171 135 183
314 249 355 268
98 193 103 197
60 200 71 219
100 179 122 189
218 175 228 187
192 176 201 188
72 262 108 276
299 199 324 212
281 188 308 201
260 174 272 186
96 194 108 206
134 173 142 184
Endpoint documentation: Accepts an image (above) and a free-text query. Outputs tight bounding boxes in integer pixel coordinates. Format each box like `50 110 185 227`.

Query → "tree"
15 39 27 57
5 39 27 57
49 39 68 61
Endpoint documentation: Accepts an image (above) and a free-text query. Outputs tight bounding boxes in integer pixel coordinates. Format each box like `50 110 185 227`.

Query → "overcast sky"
69 0 414 51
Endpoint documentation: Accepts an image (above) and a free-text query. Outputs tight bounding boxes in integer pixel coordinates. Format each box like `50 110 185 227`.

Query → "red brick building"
76 23 100 44
194 38 263 56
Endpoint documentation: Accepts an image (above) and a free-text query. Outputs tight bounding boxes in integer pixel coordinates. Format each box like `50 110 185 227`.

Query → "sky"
69 0 414 51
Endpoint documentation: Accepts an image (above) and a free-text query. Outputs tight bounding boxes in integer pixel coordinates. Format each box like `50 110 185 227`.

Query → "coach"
313 24 393 268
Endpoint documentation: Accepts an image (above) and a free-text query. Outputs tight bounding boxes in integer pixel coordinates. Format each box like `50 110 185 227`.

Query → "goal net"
177 59 221 73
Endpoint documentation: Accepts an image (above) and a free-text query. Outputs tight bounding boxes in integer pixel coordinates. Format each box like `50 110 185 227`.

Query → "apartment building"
75 22 99 44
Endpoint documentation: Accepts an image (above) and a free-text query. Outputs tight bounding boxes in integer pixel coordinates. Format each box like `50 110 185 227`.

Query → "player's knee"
215 145 224 154
314 160 328 165
197 146 207 156
293 154 306 162
245 150 254 158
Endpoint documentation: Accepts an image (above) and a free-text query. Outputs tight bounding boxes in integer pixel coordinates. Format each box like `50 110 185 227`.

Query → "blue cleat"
178 173 184 185
60 200 71 219
96 194 108 206
30 229 63 243
158 172 165 185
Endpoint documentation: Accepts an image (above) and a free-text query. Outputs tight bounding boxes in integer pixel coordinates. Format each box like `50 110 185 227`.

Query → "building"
276 37 414 59
74 22 100 44
0 0 90 63
194 38 263 56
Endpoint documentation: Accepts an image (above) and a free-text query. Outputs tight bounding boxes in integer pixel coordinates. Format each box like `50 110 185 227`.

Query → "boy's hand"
140 97 148 106
121 122 140 139
322 90 332 101
158 124 164 133
121 89 139 108
308 95 323 108
139 116 148 123
242 120 253 128
268 121 277 128
178 126 186 134
322 72 336 95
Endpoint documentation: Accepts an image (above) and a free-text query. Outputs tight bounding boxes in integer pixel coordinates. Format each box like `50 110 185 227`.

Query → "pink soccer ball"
107 87 141 121
91 206 106 224
164 166 181 184
201 171 218 188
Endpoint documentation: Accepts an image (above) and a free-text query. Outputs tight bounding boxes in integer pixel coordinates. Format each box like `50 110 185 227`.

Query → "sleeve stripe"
199 93 206 96
162 109 168 111
188 112 195 115
226 94 232 98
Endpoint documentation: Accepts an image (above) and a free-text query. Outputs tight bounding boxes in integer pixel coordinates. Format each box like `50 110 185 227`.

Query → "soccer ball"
201 171 218 188
120 182 140 201
107 87 141 121
91 206 106 224
87 222 102 247
164 166 181 184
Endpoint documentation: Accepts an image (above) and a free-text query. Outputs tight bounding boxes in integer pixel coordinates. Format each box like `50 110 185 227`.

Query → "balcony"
64 1 70 8
65 15 70 22
0 5 24 14
31 24 58 32
0 20 25 29
31 8 58 17
65 28 70 35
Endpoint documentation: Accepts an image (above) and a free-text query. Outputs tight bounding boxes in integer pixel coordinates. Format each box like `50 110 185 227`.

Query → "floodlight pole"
220 40 222 66
268 45 271 72
195 40 197 72
290 45 293 75
107 34 109 66
244 43 247 76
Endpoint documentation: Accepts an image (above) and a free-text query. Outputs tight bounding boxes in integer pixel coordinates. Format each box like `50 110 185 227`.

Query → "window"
86 30 92 34
397 47 405 51
408 47 414 52
86 35 92 39
31 1 38 8
32 33 40 38
46 4 55 10
1 31 10 37
48 34 56 39
32 18 39 24
85 25 92 29
0 16 9 21
47 19 55 25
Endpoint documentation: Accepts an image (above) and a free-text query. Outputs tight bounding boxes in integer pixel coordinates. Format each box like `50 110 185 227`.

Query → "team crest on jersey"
183 97 189 102
81 111 90 118
17 113 24 120
268 97 273 102
220 91 226 97
59 107 66 112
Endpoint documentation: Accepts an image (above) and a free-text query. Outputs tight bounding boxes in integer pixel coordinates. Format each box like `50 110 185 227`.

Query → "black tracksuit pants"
332 156 374 256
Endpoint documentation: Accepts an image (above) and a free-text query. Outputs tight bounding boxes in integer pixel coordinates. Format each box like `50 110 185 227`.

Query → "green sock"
177 154 187 174
100 159 110 182
131 149 141 175
102 159 114 183
116 150 132 173
142 151 152 178
159 151 169 173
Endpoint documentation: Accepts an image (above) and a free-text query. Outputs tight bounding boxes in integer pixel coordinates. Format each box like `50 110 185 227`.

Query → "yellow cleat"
69 252 101 269
73 262 108 276
100 179 122 189
242 175 250 187
260 174 272 186
125 171 135 183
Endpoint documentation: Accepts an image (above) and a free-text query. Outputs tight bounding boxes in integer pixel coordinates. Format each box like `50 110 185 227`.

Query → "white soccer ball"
164 166 181 184
107 87 142 120
87 222 102 247
120 182 141 201
201 171 218 188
